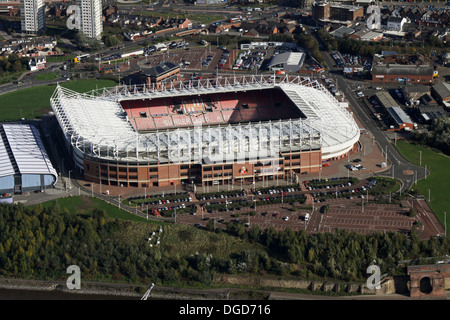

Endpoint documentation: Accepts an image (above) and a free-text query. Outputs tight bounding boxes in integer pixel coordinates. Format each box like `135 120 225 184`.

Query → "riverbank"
0 277 142 300
0 277 254 300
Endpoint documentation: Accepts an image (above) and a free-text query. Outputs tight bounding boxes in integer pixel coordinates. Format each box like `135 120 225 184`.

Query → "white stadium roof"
50 75 360 168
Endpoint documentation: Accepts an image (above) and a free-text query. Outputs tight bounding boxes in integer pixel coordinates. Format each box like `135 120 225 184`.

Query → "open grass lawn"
46 55 75 63
396 140 450 231
33 72 61 81
0 79 117 121
36 195 164 224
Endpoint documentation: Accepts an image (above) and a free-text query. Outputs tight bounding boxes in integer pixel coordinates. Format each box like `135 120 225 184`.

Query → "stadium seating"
172 114 193 127
125 99 150 118
134 117 156 131
153 116 174 128
239 108 260 122
253 89 274 108
120 88 303 131
236 91 257 109
167 98 184 115
204 111 224 124
216 93 238 110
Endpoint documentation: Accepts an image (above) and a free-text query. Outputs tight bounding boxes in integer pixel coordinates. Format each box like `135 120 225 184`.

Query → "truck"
73 54 90 63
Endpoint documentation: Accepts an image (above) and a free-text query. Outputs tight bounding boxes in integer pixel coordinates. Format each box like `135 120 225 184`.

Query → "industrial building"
386 106 415 131
371 64 435 85
0 123 57 194
267 52 306 73
431 82 450 108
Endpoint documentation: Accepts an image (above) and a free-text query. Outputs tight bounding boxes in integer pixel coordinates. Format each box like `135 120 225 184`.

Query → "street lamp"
419 151 422 166
68 170 72 190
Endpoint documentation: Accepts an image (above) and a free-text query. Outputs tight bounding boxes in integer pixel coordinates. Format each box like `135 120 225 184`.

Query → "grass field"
0 79 117 121
35 195 165 225
395 140 449 232
33 72 61 81
46 55 75 63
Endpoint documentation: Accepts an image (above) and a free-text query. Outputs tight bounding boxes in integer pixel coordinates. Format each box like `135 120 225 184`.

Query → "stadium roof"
50 75 359 165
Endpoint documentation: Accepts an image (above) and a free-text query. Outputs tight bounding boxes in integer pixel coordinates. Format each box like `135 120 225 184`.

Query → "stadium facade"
50 75 360 188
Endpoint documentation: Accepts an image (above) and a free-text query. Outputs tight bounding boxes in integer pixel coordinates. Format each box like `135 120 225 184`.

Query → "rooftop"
372 64 434 76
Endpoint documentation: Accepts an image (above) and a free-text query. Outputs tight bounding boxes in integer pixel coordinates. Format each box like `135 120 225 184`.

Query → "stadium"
50 75 360 188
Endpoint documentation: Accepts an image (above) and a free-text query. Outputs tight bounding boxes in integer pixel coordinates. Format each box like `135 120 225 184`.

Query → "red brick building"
371 64 435 85
407 264 450 298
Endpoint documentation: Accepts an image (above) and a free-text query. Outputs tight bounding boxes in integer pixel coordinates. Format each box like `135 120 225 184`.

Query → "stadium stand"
153 116 174 128
172 114 193 127
239 107 260 122
216 92 238 110
204 111 224 124
236 91 258 109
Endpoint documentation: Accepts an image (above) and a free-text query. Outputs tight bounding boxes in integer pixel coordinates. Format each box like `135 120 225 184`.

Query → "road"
315 38 427 194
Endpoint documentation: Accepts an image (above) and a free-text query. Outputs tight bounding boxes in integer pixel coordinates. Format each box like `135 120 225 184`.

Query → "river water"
0 288 139 300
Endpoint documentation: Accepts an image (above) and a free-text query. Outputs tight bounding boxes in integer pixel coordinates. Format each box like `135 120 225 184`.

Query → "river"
0 288 139 300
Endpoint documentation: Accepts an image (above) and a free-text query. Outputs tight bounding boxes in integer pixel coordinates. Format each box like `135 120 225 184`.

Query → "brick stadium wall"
407 264 450 298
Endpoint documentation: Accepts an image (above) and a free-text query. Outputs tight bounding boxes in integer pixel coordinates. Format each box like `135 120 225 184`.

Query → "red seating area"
239 108 260 122
134 117 156 131
153 116 174 128
121 88 301 131
254 90 274 107
167 98 184 115
191 114 206 126
204 111 224 124
216 93 238 110
184 98 204 114
236 91 258 108
172 114 193 127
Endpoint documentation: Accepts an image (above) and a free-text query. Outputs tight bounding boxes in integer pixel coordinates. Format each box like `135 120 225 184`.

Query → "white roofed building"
0 123 57 193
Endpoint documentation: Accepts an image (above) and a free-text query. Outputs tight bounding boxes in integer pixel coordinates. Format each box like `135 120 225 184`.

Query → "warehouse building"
371 64 435 85
431 82 450 108
386 106 415 131
267 52 306 73
0 123 57 194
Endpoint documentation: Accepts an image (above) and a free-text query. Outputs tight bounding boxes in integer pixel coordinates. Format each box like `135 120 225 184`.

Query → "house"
386 16 407 31
28 56 46 71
